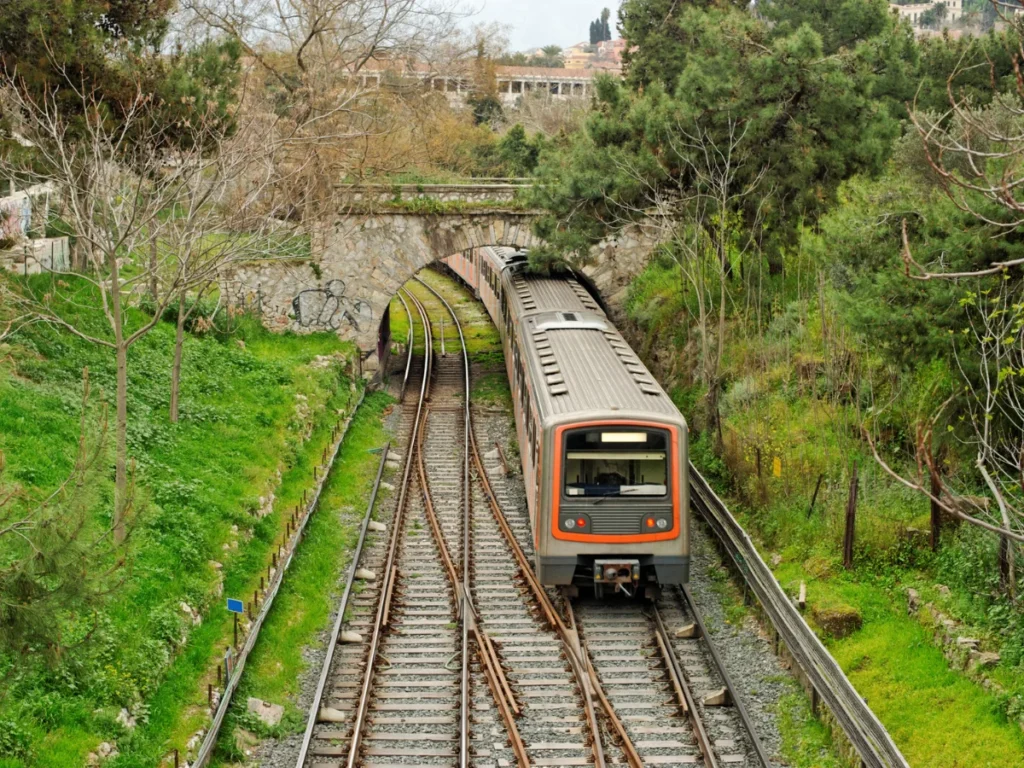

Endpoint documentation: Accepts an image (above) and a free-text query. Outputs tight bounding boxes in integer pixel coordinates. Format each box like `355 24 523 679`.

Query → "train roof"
507 270 602 317
506 272 682 423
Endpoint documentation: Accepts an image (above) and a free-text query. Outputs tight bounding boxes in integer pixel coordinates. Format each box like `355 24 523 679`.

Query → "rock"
387 451 401 462
180 602 202 626
811 603 863 639
770 553 782 567
208 560 223 570
235 339 246 349
674 623 698 638
116 708 136 730
247 697 284 727
319 707 347 722
230 525 239 535
907 588 920 615
936 584 951 598
969 650 1000 671
380 481 395 492
368 520 386 532
341 630 363 643
95 742 118 761
956 637 980 647
186 730 205 752
355 568 376 581
385 460 400 470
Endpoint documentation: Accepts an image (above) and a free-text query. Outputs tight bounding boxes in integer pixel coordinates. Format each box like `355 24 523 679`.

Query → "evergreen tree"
498 124 542 176
532 4 898 272
0 0 240 158
590 20 599 45
601 7 612 40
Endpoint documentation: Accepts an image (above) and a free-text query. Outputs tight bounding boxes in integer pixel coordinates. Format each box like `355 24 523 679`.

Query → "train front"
540 419 689 596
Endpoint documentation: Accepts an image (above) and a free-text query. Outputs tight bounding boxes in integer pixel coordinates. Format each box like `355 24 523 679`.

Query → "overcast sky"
464 0 620 52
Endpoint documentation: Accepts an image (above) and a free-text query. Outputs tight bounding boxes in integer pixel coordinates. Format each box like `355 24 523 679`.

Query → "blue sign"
226 598 244 614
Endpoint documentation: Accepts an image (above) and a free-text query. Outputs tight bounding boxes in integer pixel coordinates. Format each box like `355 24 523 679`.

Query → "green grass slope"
0 276 356 766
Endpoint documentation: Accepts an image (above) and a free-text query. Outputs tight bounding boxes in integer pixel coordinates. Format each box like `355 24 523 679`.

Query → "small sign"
226 598 244 614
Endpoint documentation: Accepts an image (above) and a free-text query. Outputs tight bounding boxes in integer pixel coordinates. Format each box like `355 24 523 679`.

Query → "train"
441 246 689 596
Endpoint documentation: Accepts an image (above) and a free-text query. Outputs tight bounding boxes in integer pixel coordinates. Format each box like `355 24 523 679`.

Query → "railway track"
296 272 774 768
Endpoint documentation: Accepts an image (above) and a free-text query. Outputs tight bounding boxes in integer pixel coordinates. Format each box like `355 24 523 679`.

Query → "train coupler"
593 559 640 596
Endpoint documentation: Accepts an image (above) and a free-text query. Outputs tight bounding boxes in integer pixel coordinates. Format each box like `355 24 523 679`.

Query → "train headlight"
604 566 618 581
656 518 668 530
564 518 576 529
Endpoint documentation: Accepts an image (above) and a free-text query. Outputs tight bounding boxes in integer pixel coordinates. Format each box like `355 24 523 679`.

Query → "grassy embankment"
211 391 395 764
624 261 1024 767
0 274 358 767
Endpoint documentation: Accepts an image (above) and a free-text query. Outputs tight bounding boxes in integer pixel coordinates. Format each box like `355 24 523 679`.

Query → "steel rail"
650 603 720 768
674 584 773 768
343 288 432 768
469 427 612 768
413 276 528 768
563 600 644 768
690 467 910 768
293 439 390 767
395 291 414 402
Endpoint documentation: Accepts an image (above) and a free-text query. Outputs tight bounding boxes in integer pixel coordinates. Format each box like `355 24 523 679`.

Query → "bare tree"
178 0 473 254
881 23 1024 593
607 116 769 448
0 70 293 539
904 42 1024 278
153 111 303 422
868 284 1024 593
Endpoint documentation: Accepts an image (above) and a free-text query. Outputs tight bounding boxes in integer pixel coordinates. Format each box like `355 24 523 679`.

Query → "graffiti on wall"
293 279 374 332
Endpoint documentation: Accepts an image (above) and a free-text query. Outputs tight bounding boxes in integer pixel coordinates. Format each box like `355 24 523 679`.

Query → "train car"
443 246 689 595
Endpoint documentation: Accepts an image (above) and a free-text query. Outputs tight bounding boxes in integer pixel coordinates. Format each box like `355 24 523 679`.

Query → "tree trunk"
170 290 186 423
929 463 942 552
149 238 159 304
114 342 128 542
108 256 129 543
843 466 859 569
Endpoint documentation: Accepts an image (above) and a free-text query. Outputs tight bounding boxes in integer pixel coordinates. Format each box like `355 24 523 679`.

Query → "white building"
890 0 962 28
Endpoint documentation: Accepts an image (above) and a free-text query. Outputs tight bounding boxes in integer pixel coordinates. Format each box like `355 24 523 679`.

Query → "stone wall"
222 210 661 372
337 183 529 205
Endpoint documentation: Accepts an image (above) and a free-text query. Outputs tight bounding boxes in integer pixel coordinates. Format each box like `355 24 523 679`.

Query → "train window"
562 428 669 498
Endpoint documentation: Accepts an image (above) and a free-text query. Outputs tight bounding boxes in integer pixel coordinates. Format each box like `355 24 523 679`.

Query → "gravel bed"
687 519 792 767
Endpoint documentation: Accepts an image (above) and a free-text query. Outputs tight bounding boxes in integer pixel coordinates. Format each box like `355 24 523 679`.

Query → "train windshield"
563 427 669 497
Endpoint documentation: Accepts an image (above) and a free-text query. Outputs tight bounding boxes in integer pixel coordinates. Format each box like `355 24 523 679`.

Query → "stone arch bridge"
223 186 661 373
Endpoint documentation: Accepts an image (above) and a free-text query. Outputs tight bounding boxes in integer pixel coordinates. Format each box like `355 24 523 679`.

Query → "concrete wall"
1 237 70 274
